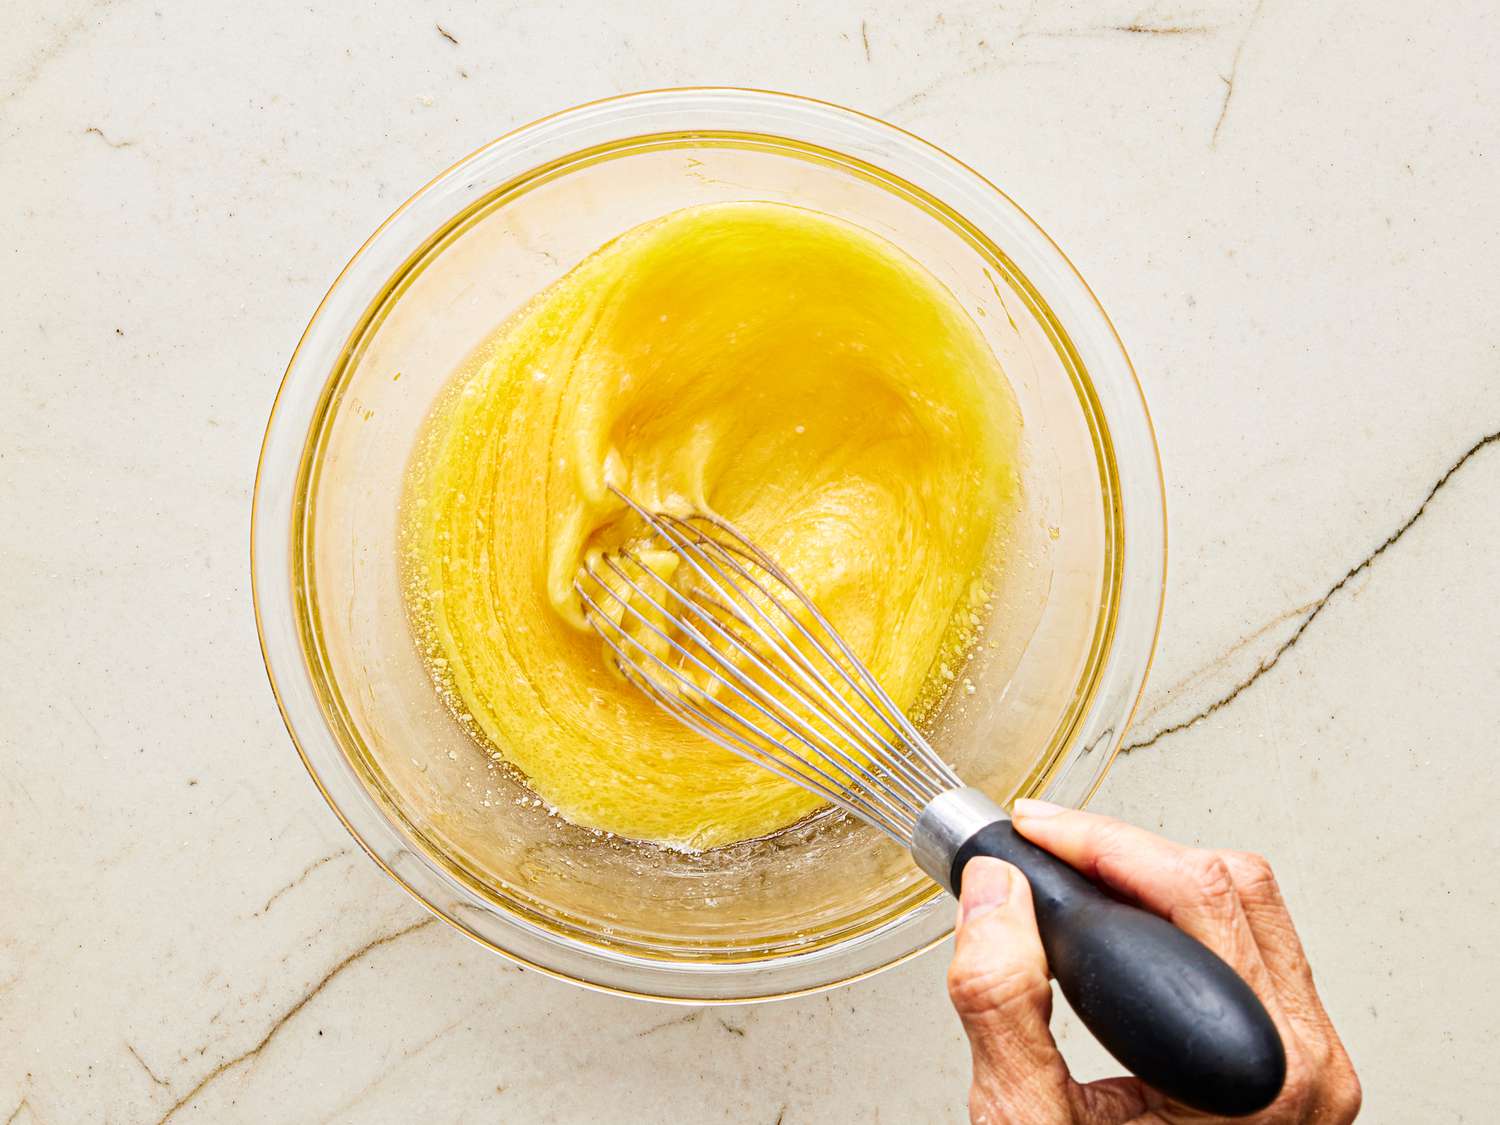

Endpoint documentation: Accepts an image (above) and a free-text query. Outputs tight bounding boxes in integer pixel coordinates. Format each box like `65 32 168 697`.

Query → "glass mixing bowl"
251 89 1165 1001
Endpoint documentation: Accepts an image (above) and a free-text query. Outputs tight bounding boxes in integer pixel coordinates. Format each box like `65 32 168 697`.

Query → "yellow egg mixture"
402 202 1022 850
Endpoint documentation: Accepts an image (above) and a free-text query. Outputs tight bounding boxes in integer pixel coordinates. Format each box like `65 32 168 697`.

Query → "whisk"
576 490 1285 1116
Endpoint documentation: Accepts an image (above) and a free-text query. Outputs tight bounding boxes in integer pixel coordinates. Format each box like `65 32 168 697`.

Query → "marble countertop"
3 1 1497 1120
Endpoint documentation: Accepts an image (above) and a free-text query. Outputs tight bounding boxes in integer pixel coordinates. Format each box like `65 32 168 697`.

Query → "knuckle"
1279 1042 1361 1123
1180 849 1238 904
1220 850 1280 896
1322 1049 1363 1121
1088 820 1139 877
1331 1068 1364 1121
947 957 1051 1025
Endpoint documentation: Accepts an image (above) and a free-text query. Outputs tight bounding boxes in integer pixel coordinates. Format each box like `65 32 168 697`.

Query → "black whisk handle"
950 821 1285 1114
923 797 1284 1117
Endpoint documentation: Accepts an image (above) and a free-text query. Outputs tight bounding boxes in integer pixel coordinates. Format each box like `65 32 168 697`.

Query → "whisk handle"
921 791 1285 1117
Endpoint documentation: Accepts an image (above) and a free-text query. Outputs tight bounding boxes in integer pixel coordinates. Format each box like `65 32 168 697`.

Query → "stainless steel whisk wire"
573 487 963 843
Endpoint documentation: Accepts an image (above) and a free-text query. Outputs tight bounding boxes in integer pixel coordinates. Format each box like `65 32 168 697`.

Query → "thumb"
947 859 1073 1124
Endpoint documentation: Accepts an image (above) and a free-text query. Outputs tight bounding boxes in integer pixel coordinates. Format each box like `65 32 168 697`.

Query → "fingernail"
1012 798 1065 819
958 858 1012 927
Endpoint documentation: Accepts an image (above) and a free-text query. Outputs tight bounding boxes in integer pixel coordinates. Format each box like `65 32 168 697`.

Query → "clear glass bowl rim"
250 87 1167 1003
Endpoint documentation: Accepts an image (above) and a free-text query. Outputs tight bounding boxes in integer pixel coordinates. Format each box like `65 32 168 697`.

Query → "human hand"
946 801 1360 1123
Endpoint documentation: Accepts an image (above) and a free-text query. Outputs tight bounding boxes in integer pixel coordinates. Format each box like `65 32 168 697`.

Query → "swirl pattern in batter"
403 202 1022 850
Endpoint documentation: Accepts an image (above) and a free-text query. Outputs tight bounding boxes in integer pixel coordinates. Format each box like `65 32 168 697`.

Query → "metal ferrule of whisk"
908 787 1010 892
573 486 1001 887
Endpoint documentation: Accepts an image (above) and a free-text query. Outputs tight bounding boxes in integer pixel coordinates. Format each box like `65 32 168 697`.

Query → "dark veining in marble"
1111 23 1212 35
436 23 458 45
884 11 1215 119
636 1010 703 1037
1029 23 1214 38
155 918 435 1123
1212 0 1266 146
1133 598 1318 730
83 125 132 149
1125 429 1500 752
126 1043 170 1091
256 849 351 916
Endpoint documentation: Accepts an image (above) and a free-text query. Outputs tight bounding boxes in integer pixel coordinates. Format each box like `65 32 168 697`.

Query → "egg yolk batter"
402 202 1022 850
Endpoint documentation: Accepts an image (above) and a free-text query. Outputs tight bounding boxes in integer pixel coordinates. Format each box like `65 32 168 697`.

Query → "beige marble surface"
3 1 1498 1121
